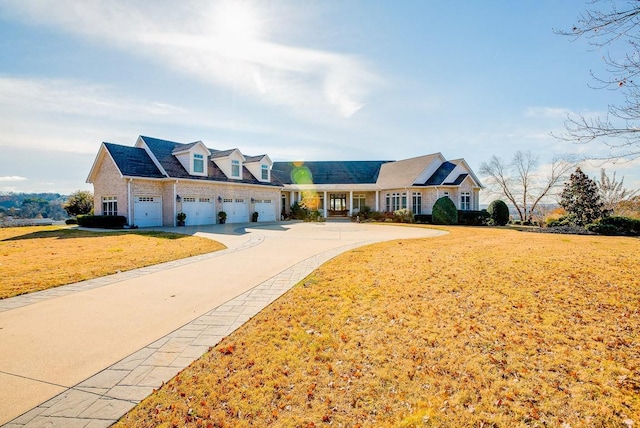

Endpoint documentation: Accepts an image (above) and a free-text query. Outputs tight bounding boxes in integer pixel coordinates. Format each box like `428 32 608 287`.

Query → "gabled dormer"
245 154 273 183
171 141 212 177
211 148 246 180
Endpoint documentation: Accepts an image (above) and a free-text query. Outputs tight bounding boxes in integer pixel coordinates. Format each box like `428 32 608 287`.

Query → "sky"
1 0 639 200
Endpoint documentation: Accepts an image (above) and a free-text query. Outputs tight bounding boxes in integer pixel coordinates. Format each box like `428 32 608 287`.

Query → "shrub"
586 216 640 236
77 215 127 229
414 214 432 224
458 210 489 226
393 208 414 223
487 200 510 226
432 197 458 225
252 212 259 222
65 218 78 225
290 202 308 220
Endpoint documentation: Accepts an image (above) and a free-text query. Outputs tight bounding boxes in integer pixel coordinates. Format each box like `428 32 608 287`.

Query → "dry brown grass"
0 226 225 299
116 226 640 427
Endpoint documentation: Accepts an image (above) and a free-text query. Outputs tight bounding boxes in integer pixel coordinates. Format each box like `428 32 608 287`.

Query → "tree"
597 168 638 214
560 167 604 225
479 151 575 223
487 200 510 226
617 195 640 218
557 1 640 159
64 190 94 217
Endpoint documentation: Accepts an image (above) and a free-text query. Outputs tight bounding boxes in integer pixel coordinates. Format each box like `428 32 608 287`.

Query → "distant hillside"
0 192 69 221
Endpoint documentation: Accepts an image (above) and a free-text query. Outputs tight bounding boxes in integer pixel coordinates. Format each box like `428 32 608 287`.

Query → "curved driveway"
0 221 444 427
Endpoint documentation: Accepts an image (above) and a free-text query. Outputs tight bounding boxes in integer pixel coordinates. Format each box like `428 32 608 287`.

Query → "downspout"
128 179 132 226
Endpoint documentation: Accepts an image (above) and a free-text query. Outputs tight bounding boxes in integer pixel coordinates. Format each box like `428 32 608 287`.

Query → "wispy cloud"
2 0 377 119
523 106 573 119
0 176 27 182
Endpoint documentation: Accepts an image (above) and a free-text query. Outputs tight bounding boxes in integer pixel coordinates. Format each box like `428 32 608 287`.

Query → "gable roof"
376 154 441 189
138 136 281 186
103 143 165 178
272 161 390 185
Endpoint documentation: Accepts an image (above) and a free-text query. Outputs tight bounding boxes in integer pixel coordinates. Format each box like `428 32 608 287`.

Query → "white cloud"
0 176 27 182
523 106 573 119
2 0 377 119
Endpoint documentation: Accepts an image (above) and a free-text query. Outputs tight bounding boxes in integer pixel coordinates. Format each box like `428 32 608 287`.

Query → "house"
273 153 482 218
86 136 482 226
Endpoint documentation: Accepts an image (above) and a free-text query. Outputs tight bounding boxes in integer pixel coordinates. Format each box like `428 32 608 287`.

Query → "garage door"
254 199 276 222
181 197 215 226
134 196 162 227
223 198 248 223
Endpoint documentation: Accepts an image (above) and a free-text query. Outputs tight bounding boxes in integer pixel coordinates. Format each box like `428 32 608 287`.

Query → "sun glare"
215 2 261 42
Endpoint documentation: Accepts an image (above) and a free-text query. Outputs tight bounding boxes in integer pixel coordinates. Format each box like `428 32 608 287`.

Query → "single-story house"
87 136 482 226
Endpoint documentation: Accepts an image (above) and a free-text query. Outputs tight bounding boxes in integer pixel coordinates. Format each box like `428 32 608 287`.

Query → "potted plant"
176 212 186 226
252 211 259 222
218 211 227 224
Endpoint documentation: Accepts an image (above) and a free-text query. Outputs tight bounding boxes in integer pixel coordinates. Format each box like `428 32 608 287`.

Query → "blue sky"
1 0 638 198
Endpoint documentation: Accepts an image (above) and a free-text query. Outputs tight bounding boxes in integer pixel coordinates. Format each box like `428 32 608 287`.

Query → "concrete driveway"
0 221 444 427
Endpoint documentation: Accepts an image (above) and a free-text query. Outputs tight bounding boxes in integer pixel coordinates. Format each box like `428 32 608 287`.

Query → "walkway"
0 222 444 427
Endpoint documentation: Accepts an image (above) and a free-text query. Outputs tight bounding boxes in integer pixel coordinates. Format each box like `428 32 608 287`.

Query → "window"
460 192 471 211
102 196 117 216
261 164 269 180
412 192 422 215
183 197 196 203
387 192 405 212
223 198 233 203
353 194 366 212
193 153 204 173
231 160 240 177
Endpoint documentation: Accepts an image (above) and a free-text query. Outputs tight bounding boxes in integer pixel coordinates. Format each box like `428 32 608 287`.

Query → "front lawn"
0 226 225 299
116 227 640 427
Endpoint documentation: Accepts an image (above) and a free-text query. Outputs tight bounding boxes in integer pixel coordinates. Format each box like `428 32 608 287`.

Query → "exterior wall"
92 155 128 220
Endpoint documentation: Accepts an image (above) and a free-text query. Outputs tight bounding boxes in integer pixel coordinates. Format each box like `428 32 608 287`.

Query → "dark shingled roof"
446 173 469 185
271 161 390 185
103 142 165 178
140 136 281 186
423 161 456 185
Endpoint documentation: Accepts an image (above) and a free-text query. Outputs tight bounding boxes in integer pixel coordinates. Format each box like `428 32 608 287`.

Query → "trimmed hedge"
487 200 510 226
432 197 458 225
458 210 489 226
414 214 432 224
77 215 127 229
586 216 640 236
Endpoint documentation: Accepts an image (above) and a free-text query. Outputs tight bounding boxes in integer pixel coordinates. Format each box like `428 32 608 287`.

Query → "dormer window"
194 154 204 173
261 164 269 180
232 159 240 178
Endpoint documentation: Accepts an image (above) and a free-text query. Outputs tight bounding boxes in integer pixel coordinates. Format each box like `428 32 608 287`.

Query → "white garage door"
134 196 162 227
223 198 248 223
181 197 215 226
254 199 276 222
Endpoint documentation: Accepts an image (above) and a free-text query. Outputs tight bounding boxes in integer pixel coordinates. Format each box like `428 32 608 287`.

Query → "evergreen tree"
560 168 603 226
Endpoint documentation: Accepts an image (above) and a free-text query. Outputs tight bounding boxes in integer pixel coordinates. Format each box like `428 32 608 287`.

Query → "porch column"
323 191 328 218
349 191 353 216
375 191 379 211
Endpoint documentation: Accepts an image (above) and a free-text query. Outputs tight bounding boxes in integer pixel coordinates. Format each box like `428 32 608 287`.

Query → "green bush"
432 197 458 225
458 210 489 226
65 218 78 225
487 200 510 226
586 216 640 236
77 215 127 229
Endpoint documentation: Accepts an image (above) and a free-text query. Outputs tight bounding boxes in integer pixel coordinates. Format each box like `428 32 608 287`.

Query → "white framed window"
353 194 366 211
261 164 269 180
193 153 204 173
223 198 233 203
235 198 245 203
231 160 240 177
387 192 405 211
460 192 471 211
412 192 422 215
199 198 211 203
443 191 450 199
183 197 196 203
102 196 117 216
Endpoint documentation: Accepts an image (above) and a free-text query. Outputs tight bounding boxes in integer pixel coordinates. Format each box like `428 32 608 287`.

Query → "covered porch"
282 187 380 218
